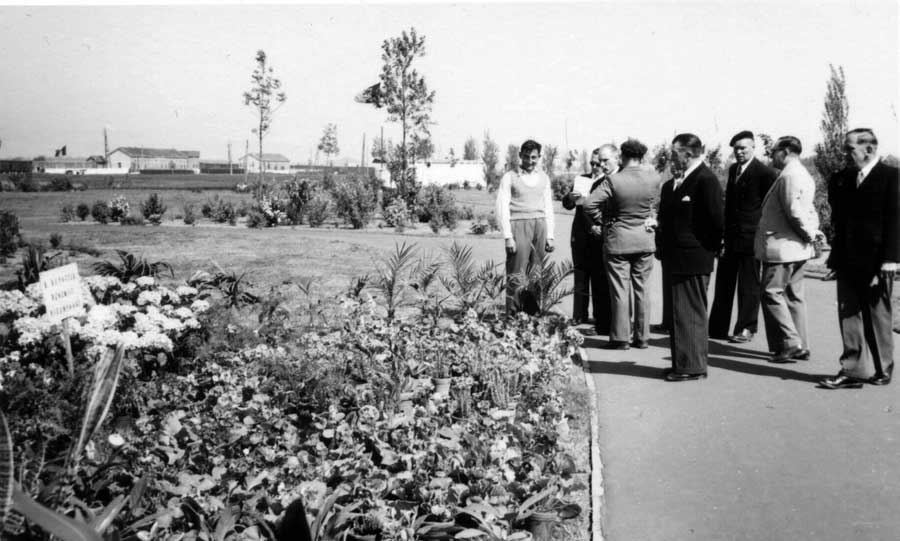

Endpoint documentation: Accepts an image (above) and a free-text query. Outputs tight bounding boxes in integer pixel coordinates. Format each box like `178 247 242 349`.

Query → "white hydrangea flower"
184 318 201 329
135 276 155 288
136 290 162 306
190 299 210 313
172 307 194 319
25 282 43 301
83 275 122 293
0 290 39 317
176 286 198 298
122 283 137 294
138 332 173 352
14 316 55 347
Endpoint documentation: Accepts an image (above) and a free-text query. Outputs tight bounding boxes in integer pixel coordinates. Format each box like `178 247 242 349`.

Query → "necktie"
857 170 865 187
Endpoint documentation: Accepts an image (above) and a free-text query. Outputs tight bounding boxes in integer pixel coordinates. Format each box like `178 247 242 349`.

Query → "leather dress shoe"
819 373 864 389
869 366 893 386
664 370 707 382
771 345 805 363
630 339 649 349
603 341 630 350
728 329 755 344
791 348 810 361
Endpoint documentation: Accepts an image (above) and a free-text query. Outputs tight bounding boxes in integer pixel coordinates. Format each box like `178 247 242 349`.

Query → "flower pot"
432 377 451 397
527 511 558 541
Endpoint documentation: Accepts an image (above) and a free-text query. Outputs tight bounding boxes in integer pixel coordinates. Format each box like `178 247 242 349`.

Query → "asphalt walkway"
581 268 900 541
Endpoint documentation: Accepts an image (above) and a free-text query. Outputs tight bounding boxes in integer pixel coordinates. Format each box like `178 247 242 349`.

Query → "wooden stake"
61 318 74 375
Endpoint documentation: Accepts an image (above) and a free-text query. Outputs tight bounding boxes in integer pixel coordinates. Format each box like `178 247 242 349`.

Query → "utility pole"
228 141 233 175
103 127 110 168
360 132 366 170
243 139 249 185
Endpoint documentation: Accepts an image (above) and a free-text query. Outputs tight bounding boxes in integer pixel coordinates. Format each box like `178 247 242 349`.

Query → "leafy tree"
463 137 479 160
757 133 774 160
243 50 287 187
579 149 590 174
651 141 671 174
813 64 849 180
317 123 340 165
504 144 519 172
481 132 500 191
358 28 436 201
705 144 725 176
410 133 434 163
542 144 559 174
372 135 393 164
812 64 849 241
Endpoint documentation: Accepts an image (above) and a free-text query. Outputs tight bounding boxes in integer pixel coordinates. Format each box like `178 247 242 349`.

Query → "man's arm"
583 180 612 224
880 167 900 275
495 171 513 240
542 172 555 243
700 171 725 252
562 176 582 210
782 170 819 243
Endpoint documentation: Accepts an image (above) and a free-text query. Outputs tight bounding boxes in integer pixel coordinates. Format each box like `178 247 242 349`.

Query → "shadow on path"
583 360 665 379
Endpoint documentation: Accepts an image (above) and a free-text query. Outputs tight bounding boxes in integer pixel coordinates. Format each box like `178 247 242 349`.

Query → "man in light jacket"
754 136 821 363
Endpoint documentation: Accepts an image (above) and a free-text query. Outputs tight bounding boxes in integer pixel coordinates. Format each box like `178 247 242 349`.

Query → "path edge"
575 345 604 541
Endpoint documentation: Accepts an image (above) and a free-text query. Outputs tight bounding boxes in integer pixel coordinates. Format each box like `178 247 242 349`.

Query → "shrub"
92 249 173 281
108 195 130 222
459 204 475 220
91 200 111 224
306 189 332 227
415 184 458 232
332 179 376 229
76 202 91 221
203 196 237 224
382 198 411 231
234 182 251 193
60 203 75 222
140 193 167 225
470 217 489 235
16 244 67 289
283 178 311 224
245 208 267 228
49 232 62 248
47 176 73 191
551 174 571 201
120 214 146 226
0 211 20 257
236 199 251 218
183 202 197 225
463 180 471 190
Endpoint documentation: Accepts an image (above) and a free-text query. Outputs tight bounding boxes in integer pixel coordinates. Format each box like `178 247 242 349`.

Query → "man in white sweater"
754 136 822 363
495 139 556 312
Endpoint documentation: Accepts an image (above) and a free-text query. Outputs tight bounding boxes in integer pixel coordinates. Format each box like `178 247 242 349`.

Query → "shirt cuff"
881 262 900 272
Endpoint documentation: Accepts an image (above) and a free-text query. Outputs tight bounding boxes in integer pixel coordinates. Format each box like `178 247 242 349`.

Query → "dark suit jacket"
656 162 725 275
724 158 778 254
826 160 900 278
562 174 606 257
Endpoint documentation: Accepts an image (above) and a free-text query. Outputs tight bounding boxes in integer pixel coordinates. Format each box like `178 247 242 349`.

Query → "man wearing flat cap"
709 130 778 344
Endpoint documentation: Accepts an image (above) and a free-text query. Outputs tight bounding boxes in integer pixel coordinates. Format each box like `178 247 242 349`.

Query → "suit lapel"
675 163 705 198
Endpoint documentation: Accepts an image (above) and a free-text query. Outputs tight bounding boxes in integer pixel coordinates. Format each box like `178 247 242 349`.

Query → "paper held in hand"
40 263 83 324
572 176 595 200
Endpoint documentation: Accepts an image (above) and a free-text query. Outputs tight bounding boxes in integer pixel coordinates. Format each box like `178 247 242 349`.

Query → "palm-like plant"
509 251 574 316
193 270 260 309
16 244 66 290
92 250 173 282
370 242 419 320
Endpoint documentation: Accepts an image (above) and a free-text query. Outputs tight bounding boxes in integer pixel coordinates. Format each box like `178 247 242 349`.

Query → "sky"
0 1 897 164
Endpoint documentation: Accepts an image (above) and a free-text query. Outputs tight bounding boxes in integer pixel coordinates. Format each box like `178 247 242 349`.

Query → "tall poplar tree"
243 50 287 187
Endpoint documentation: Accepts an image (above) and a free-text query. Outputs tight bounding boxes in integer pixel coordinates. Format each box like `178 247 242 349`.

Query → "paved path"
579 267 899 541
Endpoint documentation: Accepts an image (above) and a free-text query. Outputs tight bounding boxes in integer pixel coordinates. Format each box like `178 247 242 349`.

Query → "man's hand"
643 217 658 232
589 225 603 238
569 191 583 200
545 239 555 253
505 238 516 255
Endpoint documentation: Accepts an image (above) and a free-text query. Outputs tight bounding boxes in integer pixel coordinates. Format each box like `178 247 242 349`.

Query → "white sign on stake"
40 263 84 324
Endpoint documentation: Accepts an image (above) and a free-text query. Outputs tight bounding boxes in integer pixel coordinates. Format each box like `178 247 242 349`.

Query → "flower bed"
0 244 587 540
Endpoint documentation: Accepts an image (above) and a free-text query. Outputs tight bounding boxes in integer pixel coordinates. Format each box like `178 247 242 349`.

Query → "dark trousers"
505 218 547 312
760 261 808 353
606 252 654 343
709 252 762 337
836 273 895 379
660 262 672 330
572 245 611 332
669 273 711 375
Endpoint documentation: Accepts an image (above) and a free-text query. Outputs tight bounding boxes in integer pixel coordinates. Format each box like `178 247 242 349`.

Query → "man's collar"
859 155 881 179
681 158 703 180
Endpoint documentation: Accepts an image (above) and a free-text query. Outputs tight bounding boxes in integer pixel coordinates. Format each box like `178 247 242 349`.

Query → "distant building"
107 147 200 172
240 153 291 174
412 159 486 188
199 159 245 174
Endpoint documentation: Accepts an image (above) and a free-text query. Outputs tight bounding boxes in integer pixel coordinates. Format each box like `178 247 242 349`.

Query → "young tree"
410 133 434 163
318 123 340 165
448 147 457 165
504 144 520 172
542 144 559 175
482 132 500 191
651 141 671 175
813 64 849 180
757 133 774 161
372 135 393 164
579 149 590 174
243 50 287 187
358 27 436 201
705 144 725 176
463 137 479 160
812 63 849 240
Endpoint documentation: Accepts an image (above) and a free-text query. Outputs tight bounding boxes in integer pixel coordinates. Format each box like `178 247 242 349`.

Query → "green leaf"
0 411 14 532
69 343 127 467
88 495 126 533
11 485 102 541
454 528 486 539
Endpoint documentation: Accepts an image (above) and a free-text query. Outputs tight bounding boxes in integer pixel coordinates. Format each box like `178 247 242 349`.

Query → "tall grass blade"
69 342 126 467
11 485 102 541
0 411 14 533
88 495 126 533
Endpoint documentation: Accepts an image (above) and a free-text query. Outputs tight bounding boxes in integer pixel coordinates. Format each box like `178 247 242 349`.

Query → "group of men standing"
496 129 898 388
